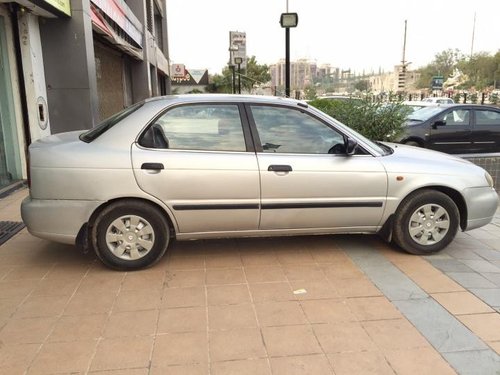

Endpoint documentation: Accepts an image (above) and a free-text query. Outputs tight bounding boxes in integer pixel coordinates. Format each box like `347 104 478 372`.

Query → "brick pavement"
0 188 499 374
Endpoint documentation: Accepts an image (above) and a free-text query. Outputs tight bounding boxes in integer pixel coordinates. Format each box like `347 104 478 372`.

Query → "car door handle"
141 162 164 170
268 165 292 172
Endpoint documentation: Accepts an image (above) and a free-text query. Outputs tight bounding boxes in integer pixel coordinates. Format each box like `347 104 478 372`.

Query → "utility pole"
398 20 408 91
470 12 476 58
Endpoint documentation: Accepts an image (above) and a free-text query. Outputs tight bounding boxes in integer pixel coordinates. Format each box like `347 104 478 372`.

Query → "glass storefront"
0 15 23 190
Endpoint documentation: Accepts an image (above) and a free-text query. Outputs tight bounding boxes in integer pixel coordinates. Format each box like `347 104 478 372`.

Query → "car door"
471 107 500 152
131 103 260 234
428 107 472 153
246 104 388 231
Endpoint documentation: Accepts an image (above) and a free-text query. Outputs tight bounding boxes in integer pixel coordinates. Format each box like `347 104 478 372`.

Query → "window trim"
136 102 255 153
473 108 500 127
244 103 368 156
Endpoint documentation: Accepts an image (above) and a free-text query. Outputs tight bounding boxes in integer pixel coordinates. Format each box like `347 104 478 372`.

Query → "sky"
166 0 500 75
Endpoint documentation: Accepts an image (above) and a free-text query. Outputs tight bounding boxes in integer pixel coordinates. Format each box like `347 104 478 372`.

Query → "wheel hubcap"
408 203 450 246
105 215 155 260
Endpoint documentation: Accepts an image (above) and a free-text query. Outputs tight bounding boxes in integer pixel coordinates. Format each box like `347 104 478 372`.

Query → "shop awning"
90 5 143 60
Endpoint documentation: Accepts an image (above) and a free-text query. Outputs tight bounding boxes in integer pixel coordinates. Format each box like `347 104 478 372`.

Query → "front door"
247 104 388 231
132 103 260 234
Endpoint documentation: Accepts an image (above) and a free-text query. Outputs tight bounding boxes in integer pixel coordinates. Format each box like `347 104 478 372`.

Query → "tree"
206 70 233 93
207 56 271 93
308 98 410 141
303 85 317 100
354 80 369 92
456 51 499 90
416 49 463 89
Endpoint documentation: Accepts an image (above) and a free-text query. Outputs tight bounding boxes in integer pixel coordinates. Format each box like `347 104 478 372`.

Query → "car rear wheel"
93 200 170 270
393 190 459 255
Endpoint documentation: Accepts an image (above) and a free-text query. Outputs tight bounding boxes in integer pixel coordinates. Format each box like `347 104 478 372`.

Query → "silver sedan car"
21 95 498 270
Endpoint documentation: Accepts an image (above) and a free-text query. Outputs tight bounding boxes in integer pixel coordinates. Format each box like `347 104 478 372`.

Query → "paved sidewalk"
0 188 499 374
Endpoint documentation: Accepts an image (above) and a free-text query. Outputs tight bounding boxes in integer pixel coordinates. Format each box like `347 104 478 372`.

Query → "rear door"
247 104 388 231
428 107 472 153
471 107 500 152
131 103 260 234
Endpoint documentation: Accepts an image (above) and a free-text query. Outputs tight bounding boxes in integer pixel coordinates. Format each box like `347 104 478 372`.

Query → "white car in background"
422 97 455 104
403 100 440 114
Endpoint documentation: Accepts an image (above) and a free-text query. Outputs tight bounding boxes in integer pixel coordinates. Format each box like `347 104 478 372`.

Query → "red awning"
90 6 112 37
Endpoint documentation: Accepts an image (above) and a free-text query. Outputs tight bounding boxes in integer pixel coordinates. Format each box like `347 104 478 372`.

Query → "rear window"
79 102 144 143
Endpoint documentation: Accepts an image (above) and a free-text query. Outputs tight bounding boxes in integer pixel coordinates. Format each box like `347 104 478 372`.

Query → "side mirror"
432 120 446 129
346 138 358 156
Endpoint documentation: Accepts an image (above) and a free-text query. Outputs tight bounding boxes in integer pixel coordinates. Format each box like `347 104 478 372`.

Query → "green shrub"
308 98 410 142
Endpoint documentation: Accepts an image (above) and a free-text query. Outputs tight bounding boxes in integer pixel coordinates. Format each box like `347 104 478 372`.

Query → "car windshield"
79 102 144 143
407 106 445 122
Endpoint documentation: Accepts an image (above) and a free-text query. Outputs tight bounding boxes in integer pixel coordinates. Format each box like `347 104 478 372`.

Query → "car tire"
393 190 459 255
93 200 170 270
404 140 421 147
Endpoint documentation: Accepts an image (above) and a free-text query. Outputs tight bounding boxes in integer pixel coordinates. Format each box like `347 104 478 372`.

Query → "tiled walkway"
0 189 499 374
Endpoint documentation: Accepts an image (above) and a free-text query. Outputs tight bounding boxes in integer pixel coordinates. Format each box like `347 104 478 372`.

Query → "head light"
485 172 494 188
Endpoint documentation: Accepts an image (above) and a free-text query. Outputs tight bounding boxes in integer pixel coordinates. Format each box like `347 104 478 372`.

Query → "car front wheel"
93 200 170 270
393 190 459 255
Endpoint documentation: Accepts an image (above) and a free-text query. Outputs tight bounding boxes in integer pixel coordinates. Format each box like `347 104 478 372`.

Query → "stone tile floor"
0 188 499 374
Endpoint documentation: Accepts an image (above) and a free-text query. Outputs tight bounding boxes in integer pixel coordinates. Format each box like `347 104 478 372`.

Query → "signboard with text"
431 76 444 90
229 31 247 69
42 0 71 16
171 68 209 85
171 64 186 78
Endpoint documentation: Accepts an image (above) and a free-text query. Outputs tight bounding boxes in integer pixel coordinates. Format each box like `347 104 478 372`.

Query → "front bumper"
463 187 499 231
21 196 103 244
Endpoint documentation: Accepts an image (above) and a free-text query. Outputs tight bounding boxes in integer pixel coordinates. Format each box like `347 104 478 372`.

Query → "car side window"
475 110 500 126
250 105 345 154
148 104 246 151
441 109 470 126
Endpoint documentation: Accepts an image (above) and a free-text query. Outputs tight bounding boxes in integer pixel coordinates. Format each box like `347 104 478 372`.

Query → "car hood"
385 142 471 164
379 142 482 175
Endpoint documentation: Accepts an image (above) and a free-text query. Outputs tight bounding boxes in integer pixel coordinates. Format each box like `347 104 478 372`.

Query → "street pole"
280 11 297 98
237 62 241 94
231 65 236 94
285 27 290 97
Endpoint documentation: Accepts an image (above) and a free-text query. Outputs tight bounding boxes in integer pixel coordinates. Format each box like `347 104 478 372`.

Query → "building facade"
368 66 420 94
0 0 170 192
270 59 318 94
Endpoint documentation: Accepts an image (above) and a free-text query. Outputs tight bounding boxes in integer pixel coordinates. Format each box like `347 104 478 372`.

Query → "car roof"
144 94 308 107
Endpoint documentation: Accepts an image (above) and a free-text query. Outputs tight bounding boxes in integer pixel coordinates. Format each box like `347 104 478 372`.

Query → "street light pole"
280 12 298 98
237 62 242 94
231 65 236 94
235 57 243 94
228 45 238 94
285 27 290 97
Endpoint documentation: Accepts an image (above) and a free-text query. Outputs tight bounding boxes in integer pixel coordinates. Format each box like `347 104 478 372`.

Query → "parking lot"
1 188 500 374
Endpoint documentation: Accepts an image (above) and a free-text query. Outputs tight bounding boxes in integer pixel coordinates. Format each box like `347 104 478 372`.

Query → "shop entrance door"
0 15 23 190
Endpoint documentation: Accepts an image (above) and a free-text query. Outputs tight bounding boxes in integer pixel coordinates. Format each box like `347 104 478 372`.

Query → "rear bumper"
21 196 103 244
463 187 498 231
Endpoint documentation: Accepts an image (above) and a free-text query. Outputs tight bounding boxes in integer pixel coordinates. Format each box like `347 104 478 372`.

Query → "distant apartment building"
368 65 420 93
270 59 318 92
317 64 340 82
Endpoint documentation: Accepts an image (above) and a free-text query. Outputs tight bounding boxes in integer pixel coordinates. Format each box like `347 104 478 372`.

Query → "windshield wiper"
407 118 424 122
